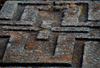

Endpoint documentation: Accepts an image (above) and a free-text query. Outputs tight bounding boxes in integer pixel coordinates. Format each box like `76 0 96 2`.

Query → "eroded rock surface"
0 1 100 68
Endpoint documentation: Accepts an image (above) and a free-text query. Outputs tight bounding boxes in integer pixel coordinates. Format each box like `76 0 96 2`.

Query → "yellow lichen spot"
79 4 83 16
66 5 69 9
56 6 60 9
70 3 76 8
73 7 77 13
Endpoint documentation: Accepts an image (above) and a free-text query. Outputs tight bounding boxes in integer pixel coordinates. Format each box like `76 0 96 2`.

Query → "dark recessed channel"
0 36 10 61
76 38 100 41
52 31 88 33
60 26 100 28
0 24 32 26
0 0 6 10
18 3 49 6
86 20 100 22
1 29 40 32
72 41 85 67
53 36 58 56
0 18 11 21
0 4 2 10
0 63 72 67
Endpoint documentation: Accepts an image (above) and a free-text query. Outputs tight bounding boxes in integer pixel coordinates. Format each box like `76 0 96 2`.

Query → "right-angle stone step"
61 17 79 26
72 41 85 67
41 20 52 29
20 5 38 22
36 30 50 40
0 1 18 19
62 11 79 26
88 2 100 20
55 34 75 64
82 41 100 68
0 36 10 62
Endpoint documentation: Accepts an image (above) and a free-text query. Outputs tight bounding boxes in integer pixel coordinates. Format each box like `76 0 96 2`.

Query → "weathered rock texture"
0 1 100 68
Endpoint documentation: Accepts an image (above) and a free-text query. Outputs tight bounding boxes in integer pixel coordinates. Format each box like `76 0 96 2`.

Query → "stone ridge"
0 1 18 19
20 5 38 22
37 30 50 40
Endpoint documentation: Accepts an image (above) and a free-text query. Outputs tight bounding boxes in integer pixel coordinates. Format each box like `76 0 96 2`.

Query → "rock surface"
0 1 100 68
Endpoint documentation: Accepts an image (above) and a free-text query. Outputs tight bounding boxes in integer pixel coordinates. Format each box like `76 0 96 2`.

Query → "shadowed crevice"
0 36 10 61
0 18 11 21
18 3 49 6
0 24 32 26
52 31 88 33
53 36 58 56
0 63 72 67
76 38 100 41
